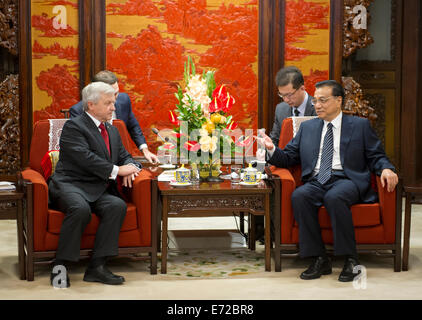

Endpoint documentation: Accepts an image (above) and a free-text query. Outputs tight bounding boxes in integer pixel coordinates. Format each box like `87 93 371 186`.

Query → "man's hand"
143 148 159 164
121 173 139 188
380 168 398 193
118 164 140 188
118 164 140 177
257 133 275 151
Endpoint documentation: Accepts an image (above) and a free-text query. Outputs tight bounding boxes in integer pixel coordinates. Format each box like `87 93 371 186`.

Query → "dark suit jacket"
69 92 147 147
268 114 395 203
49 112 141 203
269 94 317 147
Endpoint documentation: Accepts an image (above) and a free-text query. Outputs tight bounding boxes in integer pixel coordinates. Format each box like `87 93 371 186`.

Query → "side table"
157 179 272 274
0 179 32 279
402 179 422 271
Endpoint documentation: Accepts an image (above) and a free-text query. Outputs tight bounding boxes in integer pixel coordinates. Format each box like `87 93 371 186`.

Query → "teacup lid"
176 164 189 171
244 163 257 172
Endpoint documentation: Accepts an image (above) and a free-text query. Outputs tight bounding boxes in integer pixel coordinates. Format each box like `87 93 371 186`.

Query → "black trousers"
50 191 127 262
291 173 360 258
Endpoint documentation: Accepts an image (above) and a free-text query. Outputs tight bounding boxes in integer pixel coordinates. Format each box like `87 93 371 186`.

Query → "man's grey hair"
81 82 115 111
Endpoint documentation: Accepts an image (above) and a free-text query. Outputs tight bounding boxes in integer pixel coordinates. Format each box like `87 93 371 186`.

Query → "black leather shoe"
338 257 360 282
300 256 332 280
83 265 124 285
50 269 70 288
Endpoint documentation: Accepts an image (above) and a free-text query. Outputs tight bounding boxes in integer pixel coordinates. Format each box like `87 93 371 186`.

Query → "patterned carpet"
160 248 266 279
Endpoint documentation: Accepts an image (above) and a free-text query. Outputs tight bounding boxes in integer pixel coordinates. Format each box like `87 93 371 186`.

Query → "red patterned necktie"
99 123 110 155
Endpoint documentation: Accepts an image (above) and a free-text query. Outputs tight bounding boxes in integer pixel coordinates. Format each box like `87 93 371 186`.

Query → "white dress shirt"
86 112 119 180
267 112 344 175
293 92 309 117
313 111 343 175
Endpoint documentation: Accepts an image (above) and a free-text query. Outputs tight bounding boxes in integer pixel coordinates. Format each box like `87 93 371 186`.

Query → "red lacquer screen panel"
284 0 330 95
31 0 79 123
105 0 259 153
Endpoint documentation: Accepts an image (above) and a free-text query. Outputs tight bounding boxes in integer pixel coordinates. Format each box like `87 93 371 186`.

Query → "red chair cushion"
293 203 381 228
47 203 138 235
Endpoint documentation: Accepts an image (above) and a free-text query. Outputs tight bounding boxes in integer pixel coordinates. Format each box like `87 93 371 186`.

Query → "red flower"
212 85 228 100
235 135 253 147
171 131 186 138
226 120 238 130
168 110 180 126
209 96 223 113
183 141 201 152
162 142 176 150
212 85 235 113
222 93 235 113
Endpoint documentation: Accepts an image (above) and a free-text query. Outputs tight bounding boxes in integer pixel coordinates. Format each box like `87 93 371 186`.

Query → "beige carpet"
0 203 422 300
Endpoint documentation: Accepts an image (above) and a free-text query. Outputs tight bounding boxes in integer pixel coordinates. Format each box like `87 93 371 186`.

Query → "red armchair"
270 117 402 272
20 119 157 280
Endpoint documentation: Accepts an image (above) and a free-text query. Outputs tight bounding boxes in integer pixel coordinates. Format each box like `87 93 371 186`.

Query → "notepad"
0 181 16 192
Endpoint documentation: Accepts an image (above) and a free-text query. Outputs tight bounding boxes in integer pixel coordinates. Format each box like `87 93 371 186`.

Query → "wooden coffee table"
156 179 272 274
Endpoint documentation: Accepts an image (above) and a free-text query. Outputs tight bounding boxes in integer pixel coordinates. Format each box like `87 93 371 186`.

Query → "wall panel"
284 0 330 95
105 0 259 152
31 0 79 123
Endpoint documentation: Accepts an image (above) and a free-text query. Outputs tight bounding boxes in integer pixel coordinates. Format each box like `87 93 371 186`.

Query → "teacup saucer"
239 181 260 186
159 164 176 169
169 181 192 187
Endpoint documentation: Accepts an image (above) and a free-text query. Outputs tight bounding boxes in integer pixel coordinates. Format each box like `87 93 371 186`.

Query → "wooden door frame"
18 0 33 169
78 0 106 93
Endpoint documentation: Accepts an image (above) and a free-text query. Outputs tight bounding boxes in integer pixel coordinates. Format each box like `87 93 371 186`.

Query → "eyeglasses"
278 88 299 100
311 96 336 105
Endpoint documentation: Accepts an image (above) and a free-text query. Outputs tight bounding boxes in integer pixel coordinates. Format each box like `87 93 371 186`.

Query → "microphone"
152 128 169 143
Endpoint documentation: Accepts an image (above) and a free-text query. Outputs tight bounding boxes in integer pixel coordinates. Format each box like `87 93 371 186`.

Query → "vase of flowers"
168 56 241 182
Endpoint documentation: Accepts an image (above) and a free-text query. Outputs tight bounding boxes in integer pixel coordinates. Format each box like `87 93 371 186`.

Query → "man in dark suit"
69 70 159 164
49 82 142 287
269 66 317 147
260 80 398 282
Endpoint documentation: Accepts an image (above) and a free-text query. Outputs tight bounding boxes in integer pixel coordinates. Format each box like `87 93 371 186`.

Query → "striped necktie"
317 123 333 185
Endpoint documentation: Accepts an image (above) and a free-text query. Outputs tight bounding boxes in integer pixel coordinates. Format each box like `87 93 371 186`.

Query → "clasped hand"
118 164 141 188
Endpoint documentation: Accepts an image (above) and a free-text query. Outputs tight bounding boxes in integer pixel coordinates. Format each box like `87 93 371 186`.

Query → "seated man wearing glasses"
269 66 317 148
260 80 398 282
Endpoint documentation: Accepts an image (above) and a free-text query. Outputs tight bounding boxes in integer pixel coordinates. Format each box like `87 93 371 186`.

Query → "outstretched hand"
257 133 275 151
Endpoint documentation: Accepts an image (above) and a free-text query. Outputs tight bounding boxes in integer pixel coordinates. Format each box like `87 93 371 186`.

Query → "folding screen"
284 0 330 96
105 0 259 152
31 0 79 123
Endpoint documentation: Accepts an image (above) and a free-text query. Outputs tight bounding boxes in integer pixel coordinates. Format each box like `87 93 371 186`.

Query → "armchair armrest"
21 168 49 251
376 175 397 243
130 169 154 246
270 166 297 242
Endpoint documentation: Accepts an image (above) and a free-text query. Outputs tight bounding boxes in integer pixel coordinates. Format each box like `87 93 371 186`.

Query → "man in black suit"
49 82 142 287
69 70 159 164
260 80 398 282
269 66 317 147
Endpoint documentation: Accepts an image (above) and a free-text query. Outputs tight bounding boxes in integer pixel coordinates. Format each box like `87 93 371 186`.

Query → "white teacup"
243 163 262 184
174 164 191 184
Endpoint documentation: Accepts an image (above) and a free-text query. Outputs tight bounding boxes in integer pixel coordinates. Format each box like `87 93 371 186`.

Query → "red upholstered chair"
270 117 402 272
20 119 157 280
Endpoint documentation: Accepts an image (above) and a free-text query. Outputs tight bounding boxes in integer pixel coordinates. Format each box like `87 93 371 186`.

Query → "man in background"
269 66 317 147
